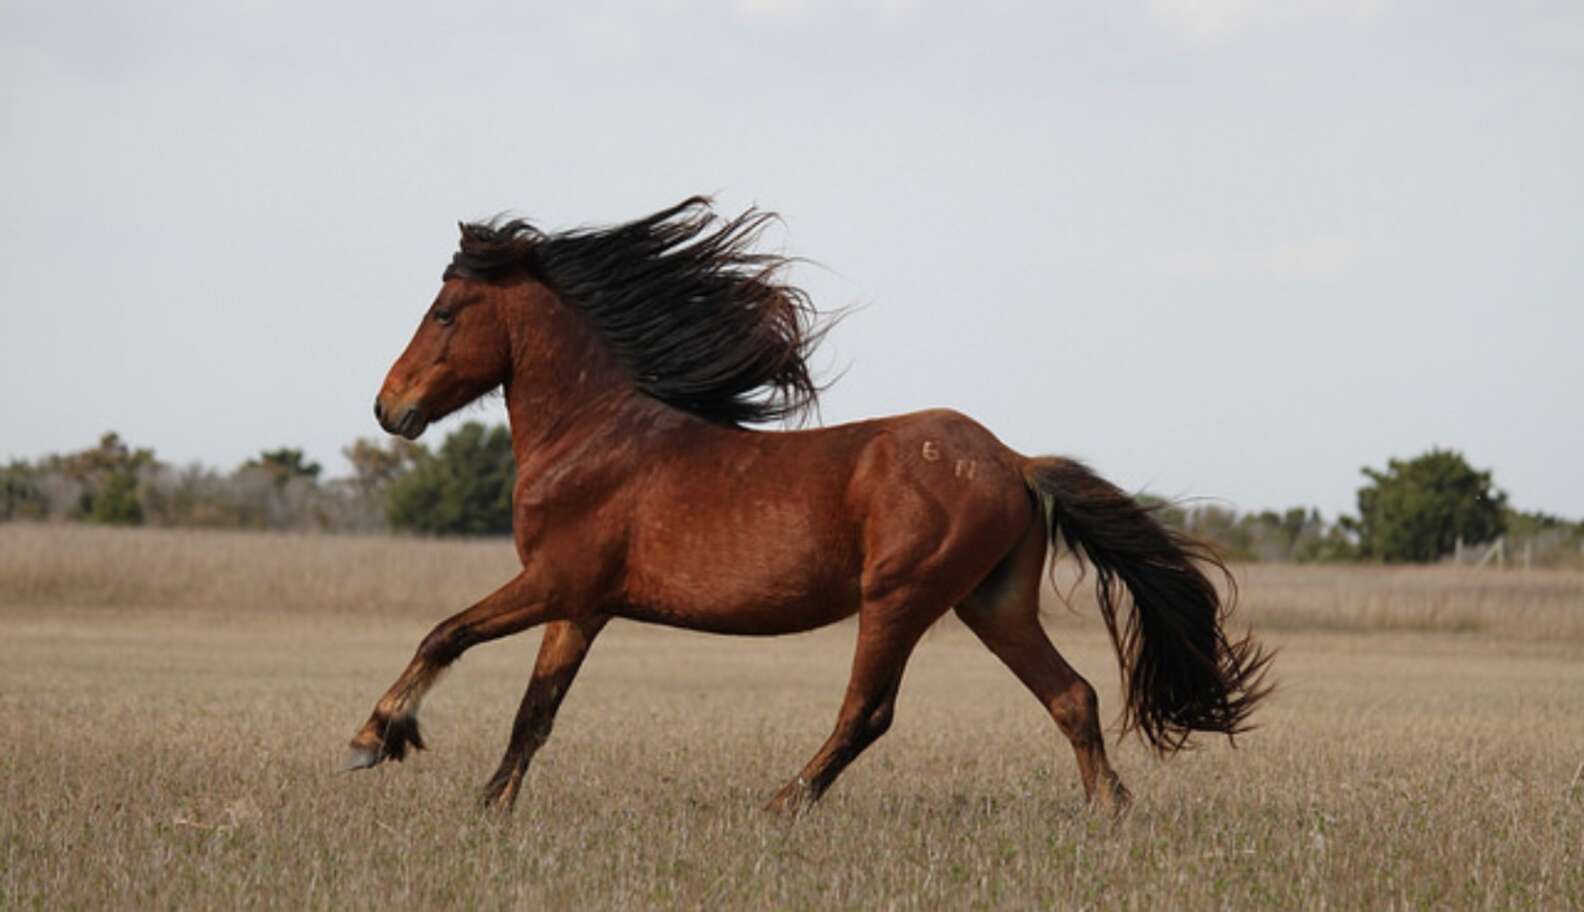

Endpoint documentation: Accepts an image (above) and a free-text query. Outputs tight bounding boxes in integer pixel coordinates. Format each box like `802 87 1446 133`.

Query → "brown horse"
343 197 1272 814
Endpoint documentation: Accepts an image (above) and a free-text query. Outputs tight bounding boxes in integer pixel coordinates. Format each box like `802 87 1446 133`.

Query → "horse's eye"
433 309 455 326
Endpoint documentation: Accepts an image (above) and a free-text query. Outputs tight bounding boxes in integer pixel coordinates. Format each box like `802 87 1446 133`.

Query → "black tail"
1024 457 1273 754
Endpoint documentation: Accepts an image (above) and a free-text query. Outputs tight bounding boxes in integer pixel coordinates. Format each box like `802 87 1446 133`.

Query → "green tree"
245 448 323 488
1350 449 1506 563
1 460 48 520
386 422 515 535
43 432 158 525
90 470 144 525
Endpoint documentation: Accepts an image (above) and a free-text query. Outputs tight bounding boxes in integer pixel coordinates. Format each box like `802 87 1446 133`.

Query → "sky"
3 0 1581 519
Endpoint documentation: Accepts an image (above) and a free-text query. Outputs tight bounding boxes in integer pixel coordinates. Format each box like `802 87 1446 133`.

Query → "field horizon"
3 523 1581 908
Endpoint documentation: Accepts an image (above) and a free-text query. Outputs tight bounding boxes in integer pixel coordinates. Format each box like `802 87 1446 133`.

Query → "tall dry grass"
8 523 1583 642
1041 554 1584 645
0 522 519 620
3 523 1582 909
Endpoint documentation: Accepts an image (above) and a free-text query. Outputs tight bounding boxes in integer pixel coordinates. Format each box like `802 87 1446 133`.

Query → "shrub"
386 423 515 536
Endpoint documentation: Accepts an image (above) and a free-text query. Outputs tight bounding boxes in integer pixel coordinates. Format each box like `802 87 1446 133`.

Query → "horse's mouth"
376 402 428 440
393 410 427 440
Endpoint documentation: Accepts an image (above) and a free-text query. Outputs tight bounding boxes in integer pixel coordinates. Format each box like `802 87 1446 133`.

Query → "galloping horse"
343 198 1271 814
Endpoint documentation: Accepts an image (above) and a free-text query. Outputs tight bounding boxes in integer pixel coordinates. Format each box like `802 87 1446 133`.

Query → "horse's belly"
617 589 859 636
619 510 862 636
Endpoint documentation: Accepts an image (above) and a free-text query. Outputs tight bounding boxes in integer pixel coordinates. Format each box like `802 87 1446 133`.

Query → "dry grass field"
3 524 1582 909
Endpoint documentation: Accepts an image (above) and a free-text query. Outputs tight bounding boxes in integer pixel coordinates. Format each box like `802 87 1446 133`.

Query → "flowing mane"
446 197 826 427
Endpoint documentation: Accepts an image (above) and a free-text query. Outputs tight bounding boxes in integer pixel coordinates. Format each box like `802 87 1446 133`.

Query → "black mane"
448 197 827 427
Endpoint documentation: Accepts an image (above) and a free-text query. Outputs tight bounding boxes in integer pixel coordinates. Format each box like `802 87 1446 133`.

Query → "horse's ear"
457 222 468 242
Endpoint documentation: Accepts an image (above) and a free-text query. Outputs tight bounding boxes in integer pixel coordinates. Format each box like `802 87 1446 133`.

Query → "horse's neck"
500 285 644 458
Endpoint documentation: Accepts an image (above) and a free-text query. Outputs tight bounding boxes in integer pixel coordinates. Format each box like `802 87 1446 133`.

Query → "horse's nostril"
373 398 385 422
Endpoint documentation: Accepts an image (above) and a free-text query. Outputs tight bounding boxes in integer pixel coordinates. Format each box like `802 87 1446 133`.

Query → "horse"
342 197 1272 815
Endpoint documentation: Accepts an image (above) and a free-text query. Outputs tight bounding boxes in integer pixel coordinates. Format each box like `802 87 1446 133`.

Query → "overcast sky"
3 1 1581 518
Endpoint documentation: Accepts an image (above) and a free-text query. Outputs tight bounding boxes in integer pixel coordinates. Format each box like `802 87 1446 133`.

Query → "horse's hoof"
1091 780 1133 818
480 771 522 813
481 786 518 814
339 712 425 773
338 744 384 772
764 778 816 817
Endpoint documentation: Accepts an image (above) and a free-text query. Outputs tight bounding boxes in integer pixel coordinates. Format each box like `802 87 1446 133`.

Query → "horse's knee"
417 623 474 667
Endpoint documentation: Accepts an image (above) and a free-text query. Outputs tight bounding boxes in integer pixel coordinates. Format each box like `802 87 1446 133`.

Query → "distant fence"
1452 534 1584 571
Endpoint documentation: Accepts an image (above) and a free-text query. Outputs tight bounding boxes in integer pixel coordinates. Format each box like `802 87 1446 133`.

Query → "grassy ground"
2 524 1581 909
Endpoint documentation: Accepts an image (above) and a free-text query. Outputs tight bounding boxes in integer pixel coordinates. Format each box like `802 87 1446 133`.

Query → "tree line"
3 428 1580 566
1144 449 1578 567
0 424 514 537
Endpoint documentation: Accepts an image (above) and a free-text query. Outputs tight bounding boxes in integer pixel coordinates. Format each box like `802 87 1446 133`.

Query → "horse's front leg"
481 614 610 812
341 571 556 771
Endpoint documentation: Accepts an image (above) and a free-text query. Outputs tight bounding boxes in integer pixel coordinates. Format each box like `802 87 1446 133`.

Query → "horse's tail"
1023 456 1273 754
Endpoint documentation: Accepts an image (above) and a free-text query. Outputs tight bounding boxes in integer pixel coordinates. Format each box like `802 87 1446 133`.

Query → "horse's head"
374 273 513 440
375 200 826 441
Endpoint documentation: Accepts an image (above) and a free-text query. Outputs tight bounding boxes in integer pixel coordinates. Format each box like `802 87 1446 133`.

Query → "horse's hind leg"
481 615 609 812
765 608 934 815
955 525 1131 814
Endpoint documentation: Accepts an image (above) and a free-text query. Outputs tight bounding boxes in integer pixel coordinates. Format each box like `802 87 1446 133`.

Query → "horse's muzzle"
374 397 427 440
